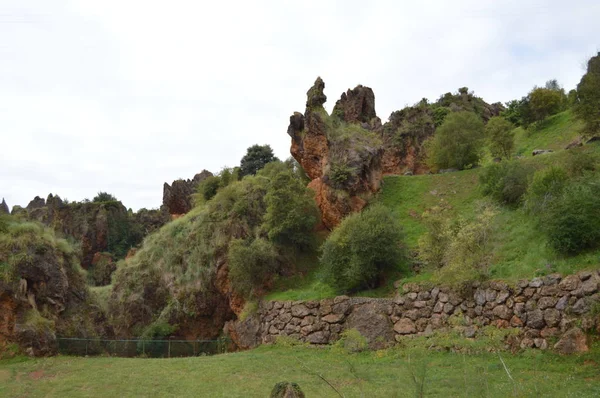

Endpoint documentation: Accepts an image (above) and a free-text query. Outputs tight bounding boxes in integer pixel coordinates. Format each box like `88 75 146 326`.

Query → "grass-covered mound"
108 162 319 339
0 216 106 356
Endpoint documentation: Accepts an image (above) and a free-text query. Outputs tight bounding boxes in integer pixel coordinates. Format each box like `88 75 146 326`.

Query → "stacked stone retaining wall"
227 271 600 351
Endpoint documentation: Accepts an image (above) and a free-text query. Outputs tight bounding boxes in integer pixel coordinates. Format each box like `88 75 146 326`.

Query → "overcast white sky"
1 1 598 210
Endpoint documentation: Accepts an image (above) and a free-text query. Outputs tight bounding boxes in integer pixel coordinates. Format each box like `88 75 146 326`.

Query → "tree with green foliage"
93 192 117 202
239 144 278 177
262 169 319 249
198 176 221 201
527 87 565 124
539 176 600 255
574 52 600 138
501 98 527 126
228 238 278 298
485 116 514 159
425 111 485 171
321 205 406 293
479 161 533 206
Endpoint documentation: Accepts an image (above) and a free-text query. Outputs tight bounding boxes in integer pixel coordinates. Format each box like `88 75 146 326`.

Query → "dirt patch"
29 370 46 380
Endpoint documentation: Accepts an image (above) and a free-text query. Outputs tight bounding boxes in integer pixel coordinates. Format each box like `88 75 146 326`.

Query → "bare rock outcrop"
0 198 8 215
162 170 213 215
287 78 383 229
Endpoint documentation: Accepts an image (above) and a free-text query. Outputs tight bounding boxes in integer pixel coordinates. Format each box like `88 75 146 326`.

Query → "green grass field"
1 344 599 397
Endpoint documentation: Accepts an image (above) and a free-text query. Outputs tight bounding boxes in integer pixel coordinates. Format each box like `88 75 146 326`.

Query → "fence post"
168 339 171 358
85 340 88 356
193 341 196 356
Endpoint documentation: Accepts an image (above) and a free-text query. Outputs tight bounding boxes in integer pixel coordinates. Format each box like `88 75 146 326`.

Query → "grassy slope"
513 110 582 156
265 110 598 299
1 344 599 397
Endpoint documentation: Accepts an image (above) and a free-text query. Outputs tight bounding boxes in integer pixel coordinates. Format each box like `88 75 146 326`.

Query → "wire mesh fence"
57 337 232 358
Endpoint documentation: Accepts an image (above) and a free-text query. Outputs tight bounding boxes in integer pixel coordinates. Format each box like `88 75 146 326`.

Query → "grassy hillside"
2 342 599 397
266 109 600 299
513 110 582 156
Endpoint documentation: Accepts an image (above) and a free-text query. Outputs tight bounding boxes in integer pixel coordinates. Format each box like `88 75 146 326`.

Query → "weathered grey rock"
578 271 593 281
492 305 512 320
306 331 329 344
529 278 544 288
438 292 449 303
496 291 510 304
532 149 553 156
581 279 598 295
572 298 588 314
394 318 416 335
291 304 310 318
474 289 486 305
526 309 545 329
559 275 581 291
554 327 588 354
345 301 394 349
534 338 548 350
413 300 427 308
433 301 444 313
321 314 344 323
443 303 454 314
464 326 477 338
485 289 497 302
537 297 558 310
543 309 561 327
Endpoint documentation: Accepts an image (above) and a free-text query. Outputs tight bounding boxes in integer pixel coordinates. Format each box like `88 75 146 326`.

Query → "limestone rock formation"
0 198 8 214
287 78 383 229
162 169 213 215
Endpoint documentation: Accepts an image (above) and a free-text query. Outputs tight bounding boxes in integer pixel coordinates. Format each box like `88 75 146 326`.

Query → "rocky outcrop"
287 78 383 229
10 194 167 270
0 221 108 356
380 89 503 175
162 170 213 215
0 198 8 214
227 270 600 353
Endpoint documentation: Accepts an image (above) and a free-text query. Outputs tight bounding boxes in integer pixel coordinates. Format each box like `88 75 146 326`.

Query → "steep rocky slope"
0 217 107 356
162 169 213 215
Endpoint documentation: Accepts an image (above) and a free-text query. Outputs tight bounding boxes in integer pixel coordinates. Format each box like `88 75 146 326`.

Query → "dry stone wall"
228 271 600 352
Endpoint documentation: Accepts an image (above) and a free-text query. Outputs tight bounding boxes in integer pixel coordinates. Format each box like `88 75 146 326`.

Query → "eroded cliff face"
0 221 108 356
162 169 213 216
10 195 168 271
287 78 383 229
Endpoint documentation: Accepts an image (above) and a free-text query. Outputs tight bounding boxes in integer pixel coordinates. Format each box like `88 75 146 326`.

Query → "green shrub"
334 329 368 353
479 161 534 206
417 205 454 269
262 170 318 249
432 202 498 284
523 166 568 213
574 52 600 139
93 192 117 202
327 161 356 189
425 111 485 172
485 116 514 159
321 205 406 293
563 149 598 177
198 176 221 201
539 177 600 255
228 238 278 298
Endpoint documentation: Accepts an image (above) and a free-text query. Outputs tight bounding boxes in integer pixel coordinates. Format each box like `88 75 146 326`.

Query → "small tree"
574 52 600 139
485 116 515 159
228 238 278 298
528 87 564 123
321 205 406 293
93 192 117 202
425 111 485 171
240 144 278 177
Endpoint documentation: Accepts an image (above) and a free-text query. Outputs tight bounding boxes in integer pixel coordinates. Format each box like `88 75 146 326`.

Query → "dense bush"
485 117 514 159
262 167 319 249
574 53 600 139
425 111 485 171
479 161 534 206
198 175 221 201
528 87 565 123
523 166 568 213
419 202 498 284
93 192 117 202
228 238 278 298
320 205 406 293
563 149 598 177
539 177 600 255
